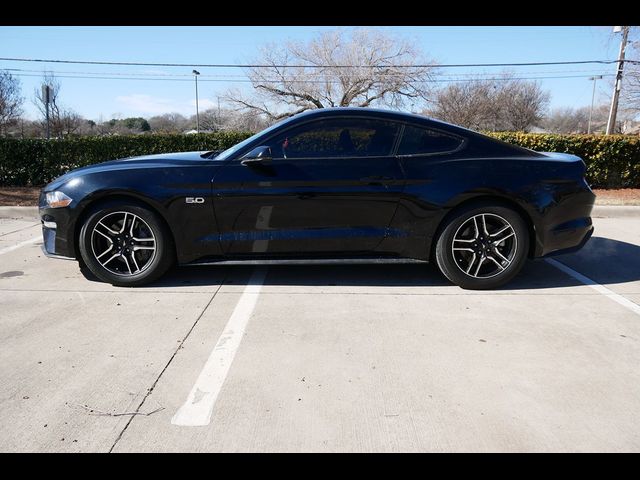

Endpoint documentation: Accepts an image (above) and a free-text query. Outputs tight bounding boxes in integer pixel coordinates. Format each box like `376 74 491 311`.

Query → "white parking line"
0 223 40 238
546 258 640 316
171 267 268 427
0 236 41 256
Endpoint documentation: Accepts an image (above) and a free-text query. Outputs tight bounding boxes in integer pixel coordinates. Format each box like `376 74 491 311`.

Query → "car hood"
44 151 221 191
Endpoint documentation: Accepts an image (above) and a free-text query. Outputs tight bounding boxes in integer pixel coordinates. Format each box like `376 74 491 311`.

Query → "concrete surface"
0 208 639 452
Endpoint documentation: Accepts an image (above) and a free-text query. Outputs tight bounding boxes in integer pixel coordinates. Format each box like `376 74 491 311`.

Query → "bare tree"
197 107 267 132
95 115 112 136
225 28 436 120
198 108 228 131
499 79 550 131
76 119 97 136
427 80 497 130
0 71 24 136
58 108 83 137
626 68 640 112
623 29 640 118
33 71 62 137
541 103 636 134
428 75 550 132
29 71 85 138
17 118 43 138
148 112 190 133
541 107 590 133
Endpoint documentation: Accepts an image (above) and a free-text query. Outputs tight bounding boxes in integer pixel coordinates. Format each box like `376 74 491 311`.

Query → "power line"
0 56 637 69
4 68 196 77
8 72 616 83
3 67 616 78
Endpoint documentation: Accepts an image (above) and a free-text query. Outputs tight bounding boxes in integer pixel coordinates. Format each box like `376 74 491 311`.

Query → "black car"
39 107 595 289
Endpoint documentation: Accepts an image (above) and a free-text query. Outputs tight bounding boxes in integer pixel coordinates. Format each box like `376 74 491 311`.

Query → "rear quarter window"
398 125 464 156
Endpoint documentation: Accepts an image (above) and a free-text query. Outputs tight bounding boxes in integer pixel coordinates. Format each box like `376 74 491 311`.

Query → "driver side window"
268 118 400 159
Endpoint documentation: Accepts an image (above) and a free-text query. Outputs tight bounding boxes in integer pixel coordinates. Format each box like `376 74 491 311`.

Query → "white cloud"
114 94 224 118
191 98 217 111
115 94 200 116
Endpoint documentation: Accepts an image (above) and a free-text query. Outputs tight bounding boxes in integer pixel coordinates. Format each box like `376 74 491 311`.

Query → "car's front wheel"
434 203 529 290
78 201 174 287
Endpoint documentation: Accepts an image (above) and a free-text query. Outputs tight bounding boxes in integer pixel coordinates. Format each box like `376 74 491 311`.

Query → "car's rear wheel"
78 201 174 287
434 203 529 289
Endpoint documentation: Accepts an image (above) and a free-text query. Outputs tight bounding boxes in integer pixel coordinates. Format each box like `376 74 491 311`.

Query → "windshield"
215 119 288 161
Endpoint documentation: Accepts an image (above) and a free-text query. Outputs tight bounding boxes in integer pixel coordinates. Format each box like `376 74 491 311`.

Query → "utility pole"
192 70 200 133
42 84 51 140
606 26 630 135
587 75 603 134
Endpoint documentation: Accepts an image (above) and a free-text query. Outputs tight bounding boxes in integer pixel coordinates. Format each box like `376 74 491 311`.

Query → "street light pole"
192 70 200 133
587 75 602 134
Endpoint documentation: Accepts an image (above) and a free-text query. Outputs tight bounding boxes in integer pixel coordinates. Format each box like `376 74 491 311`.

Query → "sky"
0 26 625 121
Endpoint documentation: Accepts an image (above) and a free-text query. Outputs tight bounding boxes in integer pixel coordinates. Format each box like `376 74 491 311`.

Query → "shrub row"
0 132 251 186
0 131 638 187
487 132 640 188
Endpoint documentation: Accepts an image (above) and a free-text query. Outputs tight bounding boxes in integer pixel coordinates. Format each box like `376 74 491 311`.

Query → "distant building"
529 126 551 134
184 129 215 135
622 120 640 136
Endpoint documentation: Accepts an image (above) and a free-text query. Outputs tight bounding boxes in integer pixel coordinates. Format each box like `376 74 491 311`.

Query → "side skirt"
183 258 429 267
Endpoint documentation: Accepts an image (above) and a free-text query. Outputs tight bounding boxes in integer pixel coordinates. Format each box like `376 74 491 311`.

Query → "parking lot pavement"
0 214 40 253
1 207 639 452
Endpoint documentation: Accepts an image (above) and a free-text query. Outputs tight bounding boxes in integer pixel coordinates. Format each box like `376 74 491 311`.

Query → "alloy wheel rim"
90 211 157 276
451 213 517 279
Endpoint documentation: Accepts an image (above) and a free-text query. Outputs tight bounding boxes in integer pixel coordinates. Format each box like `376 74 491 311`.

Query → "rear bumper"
542 223 594 257
533 181 596 257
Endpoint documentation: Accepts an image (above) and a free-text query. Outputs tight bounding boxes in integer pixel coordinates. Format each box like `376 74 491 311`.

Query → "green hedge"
487 132 640 188
1 131 639 187
0 132 252 186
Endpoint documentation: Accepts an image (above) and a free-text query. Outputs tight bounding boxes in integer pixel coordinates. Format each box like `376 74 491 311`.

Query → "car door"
211 116 406 256
389 122 469 259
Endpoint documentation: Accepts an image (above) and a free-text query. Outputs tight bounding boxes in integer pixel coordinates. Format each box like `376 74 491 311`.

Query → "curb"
0 206 39 219
592 205 640 218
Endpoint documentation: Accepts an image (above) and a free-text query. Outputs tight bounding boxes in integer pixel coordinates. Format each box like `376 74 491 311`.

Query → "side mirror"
241 145 272 166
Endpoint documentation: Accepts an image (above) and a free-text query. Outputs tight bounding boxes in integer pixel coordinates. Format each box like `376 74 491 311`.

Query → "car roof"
277 107 538 157
288 107 477 136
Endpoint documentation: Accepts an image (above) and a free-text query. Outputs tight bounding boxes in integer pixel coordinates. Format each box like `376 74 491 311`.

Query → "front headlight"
45 191 73 208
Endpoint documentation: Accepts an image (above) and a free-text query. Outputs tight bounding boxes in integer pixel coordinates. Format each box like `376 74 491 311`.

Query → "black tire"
434 202 529 290
78 200 174 287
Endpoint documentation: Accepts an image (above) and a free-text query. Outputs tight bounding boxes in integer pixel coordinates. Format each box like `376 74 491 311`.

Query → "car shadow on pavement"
494 236 640 290
80 236 640 290
153 263 452 288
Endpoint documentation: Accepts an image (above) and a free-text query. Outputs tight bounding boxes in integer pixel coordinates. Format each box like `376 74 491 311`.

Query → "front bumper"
39 191 77 260
40 244 75 260
39 217 76 260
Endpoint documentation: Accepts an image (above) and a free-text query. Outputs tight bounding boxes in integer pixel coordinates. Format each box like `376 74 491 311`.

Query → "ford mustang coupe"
39 108 595 289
